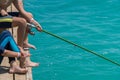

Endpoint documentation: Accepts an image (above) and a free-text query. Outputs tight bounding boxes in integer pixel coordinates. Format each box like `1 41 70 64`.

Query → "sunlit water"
24 0 120 80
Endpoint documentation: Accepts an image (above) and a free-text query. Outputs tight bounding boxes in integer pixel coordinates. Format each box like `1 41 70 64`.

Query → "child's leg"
0 30 20 52
0 31 20 63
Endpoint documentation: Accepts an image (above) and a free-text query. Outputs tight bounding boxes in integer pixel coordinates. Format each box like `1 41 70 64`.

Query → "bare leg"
19 56 26 68
19 13 36 49
18 13 38 66
23 28 36 49
12 17 27 47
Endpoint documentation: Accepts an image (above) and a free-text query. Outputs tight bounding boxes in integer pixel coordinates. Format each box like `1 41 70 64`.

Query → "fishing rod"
28 23 120 67
42 30 120 66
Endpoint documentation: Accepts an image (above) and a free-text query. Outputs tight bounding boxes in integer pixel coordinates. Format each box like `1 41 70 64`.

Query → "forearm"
13 0 42 30
21 12 42 30
2 50 20 57
21 11 33 22
13 0 31 21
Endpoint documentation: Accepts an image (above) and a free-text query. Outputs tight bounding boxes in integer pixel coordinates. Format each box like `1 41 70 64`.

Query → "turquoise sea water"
25 0 120 80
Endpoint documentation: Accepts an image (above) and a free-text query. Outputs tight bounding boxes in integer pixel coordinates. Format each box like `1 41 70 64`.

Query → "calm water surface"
25 0 120 80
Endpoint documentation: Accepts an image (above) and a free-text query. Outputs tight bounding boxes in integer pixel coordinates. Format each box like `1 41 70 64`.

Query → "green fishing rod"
28 23 120 66
42 29 120 67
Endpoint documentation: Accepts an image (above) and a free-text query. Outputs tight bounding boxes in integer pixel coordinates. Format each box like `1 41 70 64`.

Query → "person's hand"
0 9 8 16
33 21 42 31
30 18 42 31
36 24 42 31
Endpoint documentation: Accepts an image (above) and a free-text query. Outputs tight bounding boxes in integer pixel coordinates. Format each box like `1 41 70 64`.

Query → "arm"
13 0 42 31
0 45 20 57
13 0 30 20
2 49 20 57
30 18 42 31
1 47 30 58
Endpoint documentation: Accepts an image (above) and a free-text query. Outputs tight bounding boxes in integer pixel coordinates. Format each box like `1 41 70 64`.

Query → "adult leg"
19 12 36 49
12 17 27 47
8 12 34 49
19 13 39 67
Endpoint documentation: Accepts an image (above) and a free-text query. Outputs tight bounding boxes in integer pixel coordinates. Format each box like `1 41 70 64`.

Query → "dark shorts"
0 12 19 28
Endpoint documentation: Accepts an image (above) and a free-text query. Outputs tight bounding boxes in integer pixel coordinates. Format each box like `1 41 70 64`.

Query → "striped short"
0 12 19 28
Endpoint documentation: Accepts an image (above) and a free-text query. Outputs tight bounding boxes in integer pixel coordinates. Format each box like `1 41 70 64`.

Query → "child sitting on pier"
0 30 28 74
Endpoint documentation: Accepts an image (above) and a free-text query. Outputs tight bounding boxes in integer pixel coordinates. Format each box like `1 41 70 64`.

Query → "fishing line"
42 29 120 67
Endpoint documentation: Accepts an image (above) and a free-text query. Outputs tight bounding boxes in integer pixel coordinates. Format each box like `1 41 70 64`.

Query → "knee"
19 18 27 25
15 18 27 28
1 30 11 36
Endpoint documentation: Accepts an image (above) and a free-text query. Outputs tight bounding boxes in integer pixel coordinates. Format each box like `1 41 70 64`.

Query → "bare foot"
23 43 36 49
25 61 39 67
9 61 28 74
